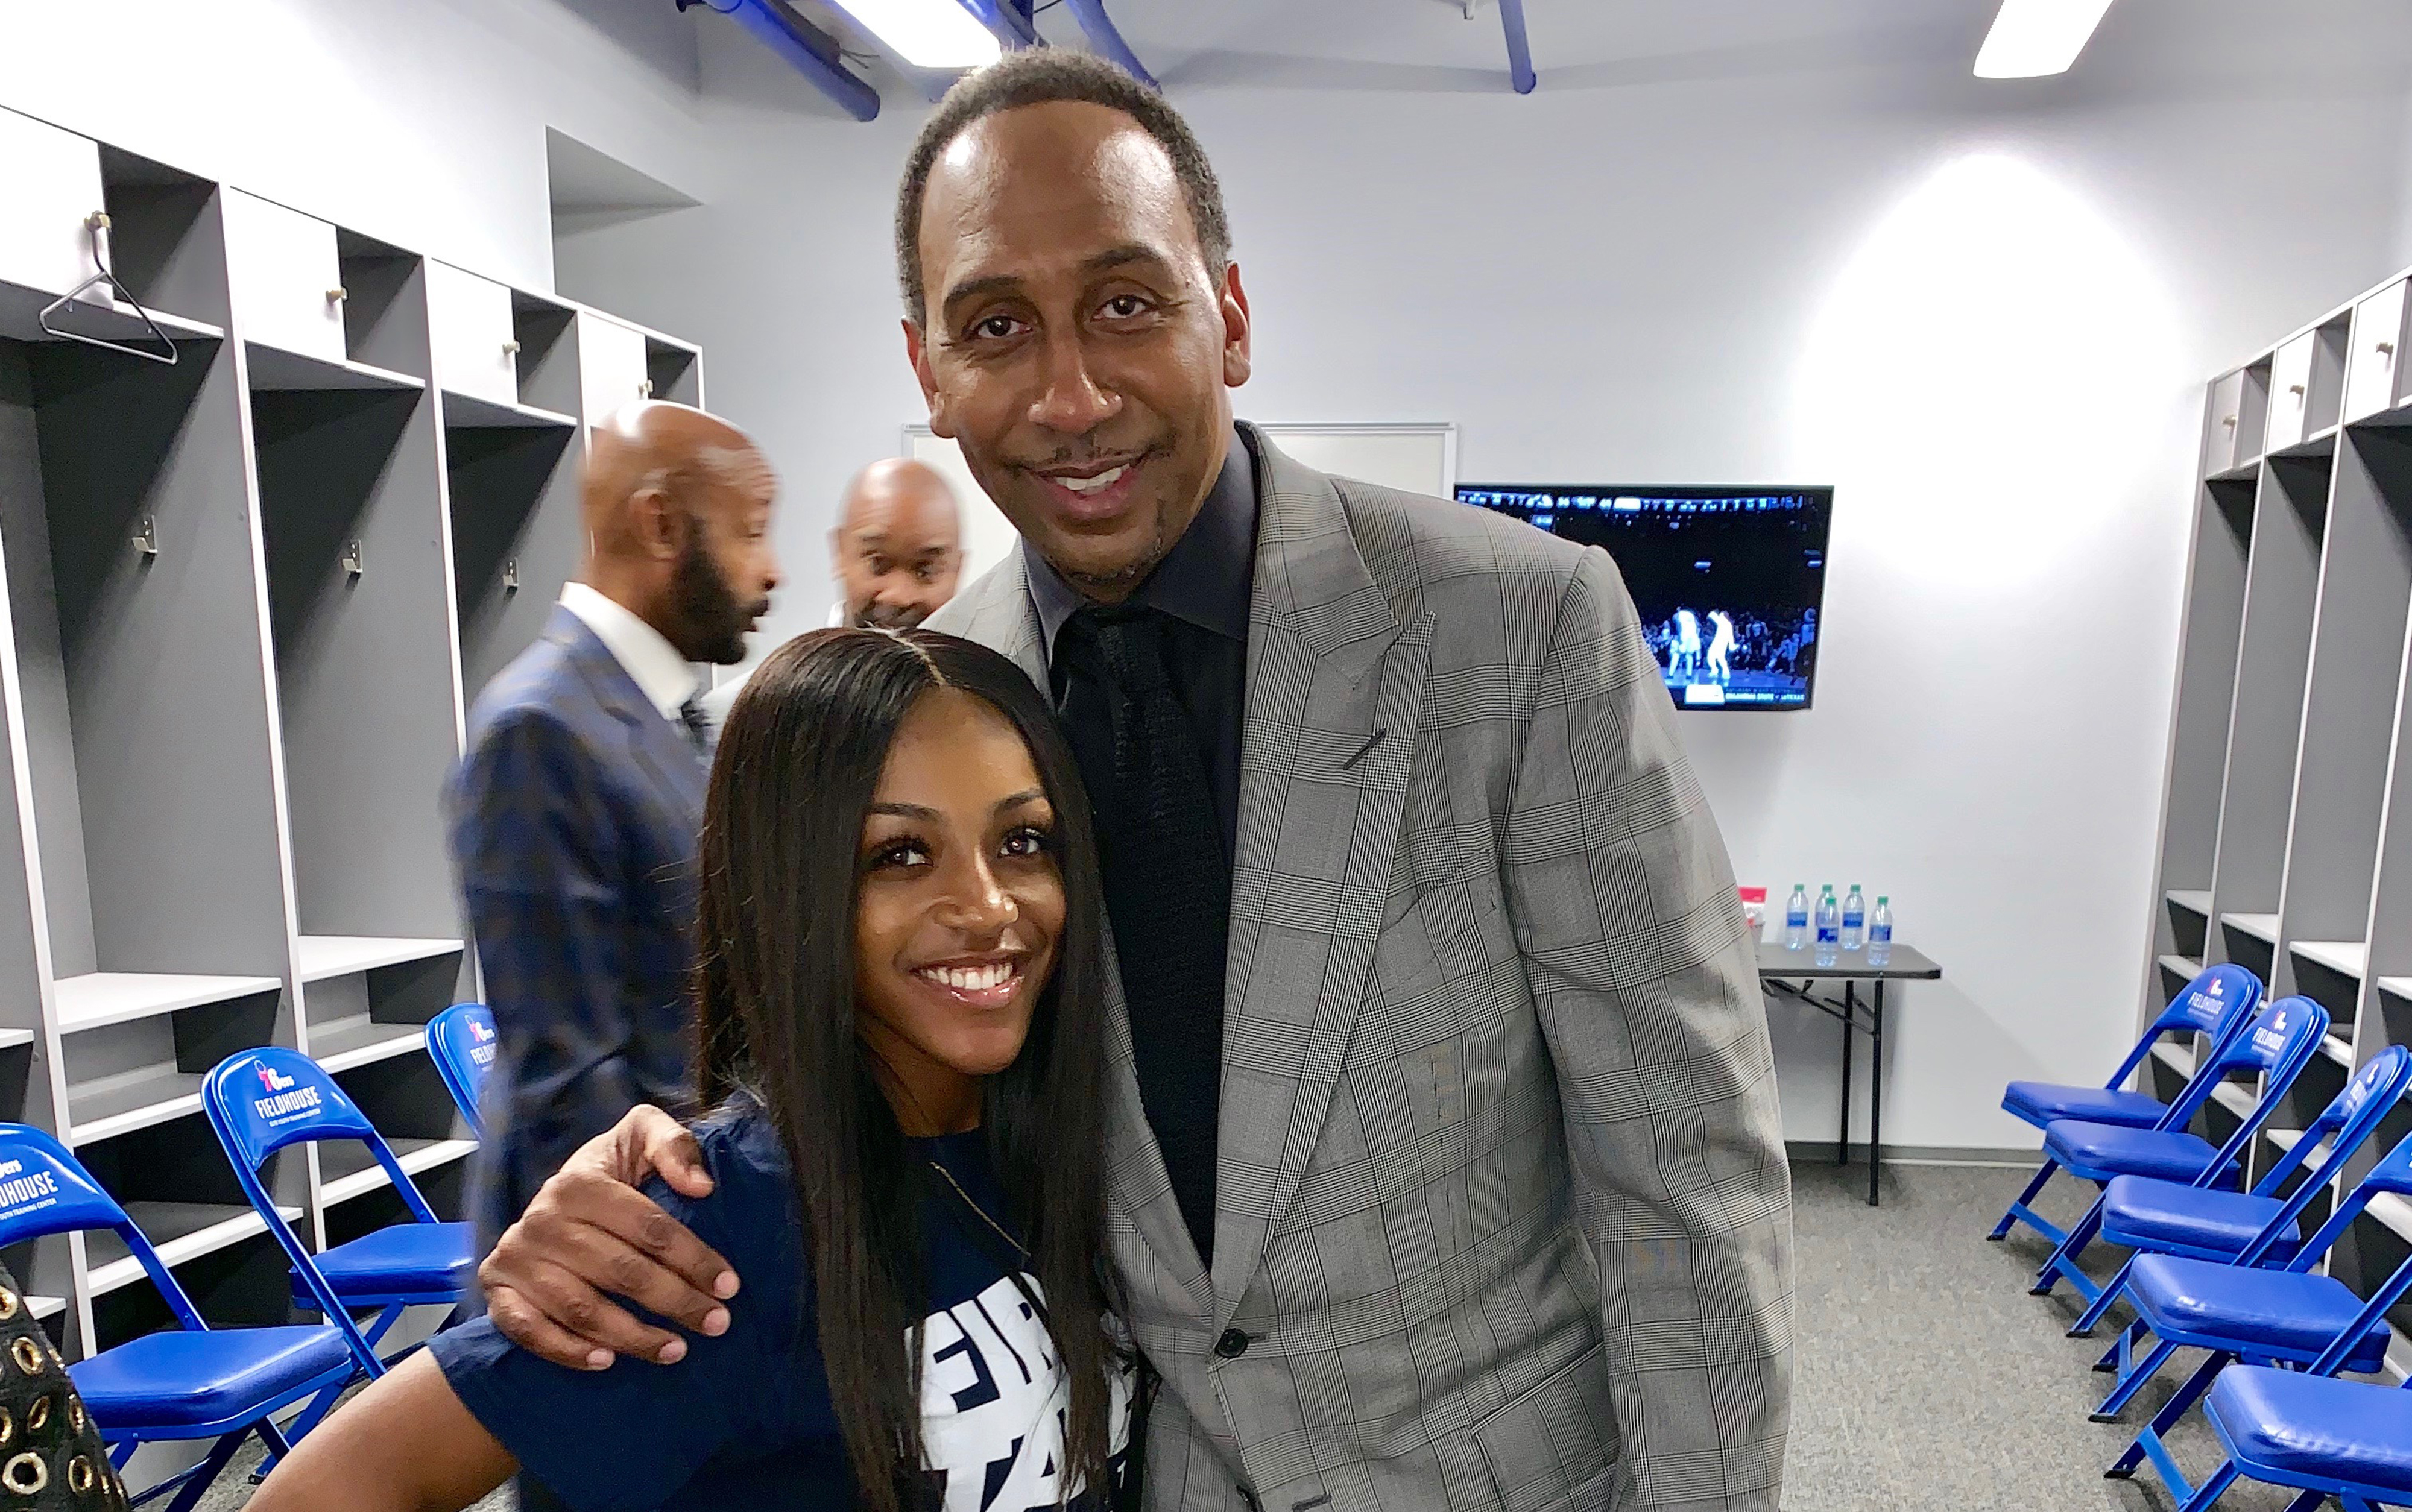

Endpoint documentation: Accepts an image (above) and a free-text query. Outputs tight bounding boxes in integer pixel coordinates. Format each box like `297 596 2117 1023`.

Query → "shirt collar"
558 581 702 720
1027 424 1259 660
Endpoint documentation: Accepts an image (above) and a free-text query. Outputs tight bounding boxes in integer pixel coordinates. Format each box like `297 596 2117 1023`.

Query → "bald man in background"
830 456 962 628
700 456 960 723
447 402 781 1269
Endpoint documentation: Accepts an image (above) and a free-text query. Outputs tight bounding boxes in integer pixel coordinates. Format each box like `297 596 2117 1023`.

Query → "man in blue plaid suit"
478 55 1792 1512
448 403 781 1256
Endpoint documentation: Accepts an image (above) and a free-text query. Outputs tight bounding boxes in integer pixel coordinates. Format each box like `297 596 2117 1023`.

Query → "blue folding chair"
425 1003 495 1138
2070 1044 2412 1349
2027 996 2329 1302
2104 1127 2412 1507
0 1123 357 1512
2197 1362 2412 1511
201 1049 475 1369
1989 964 2263 1246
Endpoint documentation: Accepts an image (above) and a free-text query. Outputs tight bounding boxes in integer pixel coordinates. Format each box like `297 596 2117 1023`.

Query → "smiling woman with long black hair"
247 628 1134 1512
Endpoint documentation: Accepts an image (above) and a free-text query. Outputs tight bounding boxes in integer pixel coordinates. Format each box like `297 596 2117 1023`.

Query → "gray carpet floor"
184 1160 2325 1510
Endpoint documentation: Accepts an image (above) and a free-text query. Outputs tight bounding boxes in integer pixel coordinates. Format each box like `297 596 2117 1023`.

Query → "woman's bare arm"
245 1350 520 1512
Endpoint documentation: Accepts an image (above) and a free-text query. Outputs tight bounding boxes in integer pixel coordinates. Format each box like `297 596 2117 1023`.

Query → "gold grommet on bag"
25 1396 48 1434
0 1288 21 1322
65 1400 78 1434
66 1457 90 1495
9 1338 42 1376
1 1452 43 1495
0 1405 14 1445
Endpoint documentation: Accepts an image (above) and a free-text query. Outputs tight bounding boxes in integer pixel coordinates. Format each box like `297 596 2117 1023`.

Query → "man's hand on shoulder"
479 1104 742 1369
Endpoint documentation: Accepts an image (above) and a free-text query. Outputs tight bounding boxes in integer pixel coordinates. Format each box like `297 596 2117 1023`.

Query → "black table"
1755 940 1943 1206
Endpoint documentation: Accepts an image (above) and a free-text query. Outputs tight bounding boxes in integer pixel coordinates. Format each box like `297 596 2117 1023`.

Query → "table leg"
1837 981 1853 1167
1868 980 1886 1208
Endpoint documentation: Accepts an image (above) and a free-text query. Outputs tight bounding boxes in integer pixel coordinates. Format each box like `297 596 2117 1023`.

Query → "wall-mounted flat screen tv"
1454 484 1833 710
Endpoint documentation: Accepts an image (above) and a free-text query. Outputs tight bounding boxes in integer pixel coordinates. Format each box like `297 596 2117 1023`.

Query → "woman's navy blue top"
427 1098 1131 1511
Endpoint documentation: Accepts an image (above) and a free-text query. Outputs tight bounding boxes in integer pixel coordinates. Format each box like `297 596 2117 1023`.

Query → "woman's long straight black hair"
692 628 1118 1512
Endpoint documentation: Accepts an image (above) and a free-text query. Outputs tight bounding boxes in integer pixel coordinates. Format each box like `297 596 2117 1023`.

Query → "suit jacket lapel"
944 551 1215 1312
544 606 706 825
1211 433 1433 1322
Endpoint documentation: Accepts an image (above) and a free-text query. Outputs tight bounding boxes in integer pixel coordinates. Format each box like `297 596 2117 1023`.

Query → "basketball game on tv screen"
1454 485 1833 710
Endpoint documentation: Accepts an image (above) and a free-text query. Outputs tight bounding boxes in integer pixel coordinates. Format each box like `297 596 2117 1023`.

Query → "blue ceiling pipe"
1499 0 1536 93
962 0 1039 49
686 0 882 121
1062 0 1157 87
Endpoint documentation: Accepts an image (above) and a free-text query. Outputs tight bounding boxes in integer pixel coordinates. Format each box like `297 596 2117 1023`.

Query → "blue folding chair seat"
0 1122 361 1512
2042 1122 2237 1186
2073 1045 2412 1353
2003 1082 2171 1130
71 1327 355 1431
2096 1177 2299 1263
2123 1253 2392 1371
2105 1125 2412 1508
2202 1367 2412 1504
311 1221 475 1297
2022 997 2328 1302
1989 964 2263 1249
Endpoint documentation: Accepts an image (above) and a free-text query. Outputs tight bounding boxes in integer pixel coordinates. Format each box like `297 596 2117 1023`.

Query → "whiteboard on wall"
904 422 1460 587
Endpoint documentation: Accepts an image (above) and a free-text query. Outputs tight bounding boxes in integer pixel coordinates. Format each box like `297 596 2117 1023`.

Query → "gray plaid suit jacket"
929 426 1792 1512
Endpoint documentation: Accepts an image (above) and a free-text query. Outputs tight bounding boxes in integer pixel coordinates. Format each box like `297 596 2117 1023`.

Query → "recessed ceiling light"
1974 0 2115 79
830 0 1002 71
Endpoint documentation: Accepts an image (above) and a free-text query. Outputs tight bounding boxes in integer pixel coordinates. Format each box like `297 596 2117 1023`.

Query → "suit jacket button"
1214 1328 1251 1359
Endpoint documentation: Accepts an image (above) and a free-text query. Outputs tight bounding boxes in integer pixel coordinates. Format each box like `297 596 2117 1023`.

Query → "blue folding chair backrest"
2287 1130 2412 1372
425 1003 495 1138
2147 997 2328 1193
0 1123 209 1332
201 1049 437 1373
2229 1044 2412 1264
2136 965 2264 1127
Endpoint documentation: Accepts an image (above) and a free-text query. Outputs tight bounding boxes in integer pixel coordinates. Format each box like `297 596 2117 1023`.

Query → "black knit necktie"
677 696 713 754
1057 605 1230 1264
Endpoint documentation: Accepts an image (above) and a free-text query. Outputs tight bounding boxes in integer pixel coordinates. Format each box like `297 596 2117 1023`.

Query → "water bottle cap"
1878 896 1888 904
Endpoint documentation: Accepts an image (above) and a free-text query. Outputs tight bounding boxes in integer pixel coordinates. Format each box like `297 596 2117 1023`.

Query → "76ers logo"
257 1065 296 1093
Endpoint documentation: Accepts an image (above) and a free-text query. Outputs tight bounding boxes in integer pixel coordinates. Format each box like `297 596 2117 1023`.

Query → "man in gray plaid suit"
475 50 1792 1512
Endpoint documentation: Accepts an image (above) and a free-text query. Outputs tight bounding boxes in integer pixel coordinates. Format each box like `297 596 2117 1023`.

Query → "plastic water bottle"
1842 884 1867 951
1784 884 1809 950
1814 886 1840 968
1867 896 1893 968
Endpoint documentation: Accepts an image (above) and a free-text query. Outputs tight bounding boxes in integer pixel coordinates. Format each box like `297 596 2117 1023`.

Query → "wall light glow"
1792 153 2180 594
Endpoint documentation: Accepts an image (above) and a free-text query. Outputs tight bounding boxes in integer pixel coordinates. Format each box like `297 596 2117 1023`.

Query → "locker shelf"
66 1064 204 1146
309 1017 427 1075
296 936 460 983
52 971 280 1035
440 389 575 431
84 1200 303 1295
316 1136 477 1207
2292 939 2369 978
2165 889 2213 916
2221 912 2281 945
245 338 423 393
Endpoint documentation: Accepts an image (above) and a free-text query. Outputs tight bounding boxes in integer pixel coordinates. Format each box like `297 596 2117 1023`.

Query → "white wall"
560 2 2412 1151
0 0 722 292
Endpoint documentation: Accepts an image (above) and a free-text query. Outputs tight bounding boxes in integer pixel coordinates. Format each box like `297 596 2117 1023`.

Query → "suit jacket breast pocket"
1472 1343 1618 1512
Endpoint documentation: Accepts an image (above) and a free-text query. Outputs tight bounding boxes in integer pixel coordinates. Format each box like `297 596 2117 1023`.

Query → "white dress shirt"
558 581 701 722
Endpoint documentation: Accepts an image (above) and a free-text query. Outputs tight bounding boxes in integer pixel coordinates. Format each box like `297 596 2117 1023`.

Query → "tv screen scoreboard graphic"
1456 485 1831 711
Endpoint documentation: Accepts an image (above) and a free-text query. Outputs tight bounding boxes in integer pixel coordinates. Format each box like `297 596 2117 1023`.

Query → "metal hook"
131 517 158 558
502 559 519 594
341 541 364 579
37 214 179 366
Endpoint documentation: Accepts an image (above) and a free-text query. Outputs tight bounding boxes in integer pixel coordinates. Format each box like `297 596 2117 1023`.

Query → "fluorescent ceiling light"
1974 0 2115 78
830 0 1002 70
